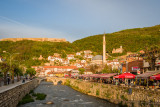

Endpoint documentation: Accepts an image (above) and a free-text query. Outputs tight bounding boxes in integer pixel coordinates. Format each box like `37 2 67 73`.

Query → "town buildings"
32 66 77 77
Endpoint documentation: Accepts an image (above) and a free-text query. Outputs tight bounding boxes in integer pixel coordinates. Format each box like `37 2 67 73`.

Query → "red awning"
114 73 135 79
100 73 118 79
150 74 160 80
89 74 99 78
93 74 106 78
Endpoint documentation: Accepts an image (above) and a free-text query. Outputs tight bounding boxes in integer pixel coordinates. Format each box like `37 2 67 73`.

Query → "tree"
70 59 76 65
0 62 9 85
10 64 17 84
26 68 36 77
101 64 120 73
144 45 160 70
78 68 85 74
101 65 112 73
14 65 23 82
89 64 99 73
0 72 3 87
61 51 67 59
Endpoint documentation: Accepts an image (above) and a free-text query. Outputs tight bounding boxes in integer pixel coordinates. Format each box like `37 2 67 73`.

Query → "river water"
20 81 118 107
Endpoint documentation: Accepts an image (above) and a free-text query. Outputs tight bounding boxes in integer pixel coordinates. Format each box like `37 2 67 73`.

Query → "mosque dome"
92 55 103 60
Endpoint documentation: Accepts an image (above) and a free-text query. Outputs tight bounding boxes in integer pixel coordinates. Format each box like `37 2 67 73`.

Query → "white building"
67 54 75 60
106 61 121 70
76 52 81 56
71 70 79 76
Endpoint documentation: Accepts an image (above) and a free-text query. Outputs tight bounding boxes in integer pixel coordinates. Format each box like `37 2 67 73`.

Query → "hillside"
0 25 160 66
0 41 78 67
73 25 160 54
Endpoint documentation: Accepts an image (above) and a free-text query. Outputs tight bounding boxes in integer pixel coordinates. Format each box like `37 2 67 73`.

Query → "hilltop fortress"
0 38 66 42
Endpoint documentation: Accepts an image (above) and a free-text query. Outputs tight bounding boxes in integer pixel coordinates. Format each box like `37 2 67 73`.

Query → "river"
20 81 118 107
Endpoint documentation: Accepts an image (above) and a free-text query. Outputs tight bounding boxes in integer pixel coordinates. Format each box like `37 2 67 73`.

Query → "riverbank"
20 81 117 107
64 78 160 107
0 79 39 107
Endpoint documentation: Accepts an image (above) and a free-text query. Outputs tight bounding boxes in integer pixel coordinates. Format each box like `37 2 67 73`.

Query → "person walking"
7 76 10 85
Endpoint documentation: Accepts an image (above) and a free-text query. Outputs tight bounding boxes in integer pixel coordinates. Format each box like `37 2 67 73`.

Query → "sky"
0 0 160 42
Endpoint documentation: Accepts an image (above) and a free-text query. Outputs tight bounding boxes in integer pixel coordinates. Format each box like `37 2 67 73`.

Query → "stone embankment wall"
0 38 66 42
0 79 40 107
65 79 160 107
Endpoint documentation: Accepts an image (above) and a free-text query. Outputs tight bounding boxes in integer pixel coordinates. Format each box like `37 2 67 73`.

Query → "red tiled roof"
44 66 77 69
32 66 37 68
47 72 54 74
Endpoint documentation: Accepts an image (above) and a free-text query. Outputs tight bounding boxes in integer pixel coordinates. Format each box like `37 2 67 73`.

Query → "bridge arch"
46 77 67 85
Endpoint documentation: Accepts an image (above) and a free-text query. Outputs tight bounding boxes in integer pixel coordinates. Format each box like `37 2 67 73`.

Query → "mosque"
91 33 106 65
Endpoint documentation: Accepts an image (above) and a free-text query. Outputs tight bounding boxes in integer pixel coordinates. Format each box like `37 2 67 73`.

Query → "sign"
132 66 140 71
156 62 160 65
137 70 141 74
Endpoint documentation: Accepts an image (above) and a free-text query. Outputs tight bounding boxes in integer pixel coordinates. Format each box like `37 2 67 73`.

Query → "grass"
18 94 34 106
88 91 91 93
118 101 128 107
105 92 111 99
32 93 47 100
96 89 100 96
18 91 47 106
120 95 128 101
29 90 34 94
64 79 70 86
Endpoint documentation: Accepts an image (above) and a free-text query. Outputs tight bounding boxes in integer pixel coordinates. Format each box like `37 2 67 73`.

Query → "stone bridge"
46 77 67 85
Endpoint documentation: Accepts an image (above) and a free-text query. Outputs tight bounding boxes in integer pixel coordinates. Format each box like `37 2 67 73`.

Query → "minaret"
103 32 106 65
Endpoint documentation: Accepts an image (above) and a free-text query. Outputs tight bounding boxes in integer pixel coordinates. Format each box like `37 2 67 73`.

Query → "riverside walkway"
0 79 31 93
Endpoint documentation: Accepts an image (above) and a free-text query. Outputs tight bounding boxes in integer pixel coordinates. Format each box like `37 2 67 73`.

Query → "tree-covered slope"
0 25 160 66
0 41 78 67
0 40 77 58
73 25 160 54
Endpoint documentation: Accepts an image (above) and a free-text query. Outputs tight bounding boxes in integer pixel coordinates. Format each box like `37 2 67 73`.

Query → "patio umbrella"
150 74 160 80
114 73 135 79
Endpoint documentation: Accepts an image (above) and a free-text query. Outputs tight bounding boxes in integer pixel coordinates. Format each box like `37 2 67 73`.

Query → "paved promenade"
0 79 30 93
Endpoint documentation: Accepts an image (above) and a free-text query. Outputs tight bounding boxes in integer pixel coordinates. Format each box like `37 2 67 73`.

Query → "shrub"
96 89 99 96
121 95 128 101
88 91 91 93
64 79 70 86
35 93 47 100
105 92 111 99
118 101 128 107
18 94 34 106
29 90 34 94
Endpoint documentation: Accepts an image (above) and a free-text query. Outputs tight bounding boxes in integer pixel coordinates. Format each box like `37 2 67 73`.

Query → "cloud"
0 16 75 42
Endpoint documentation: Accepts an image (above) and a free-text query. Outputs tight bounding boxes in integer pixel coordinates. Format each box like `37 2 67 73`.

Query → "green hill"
73 25 160 54
0 41 78 67
0 25 160 66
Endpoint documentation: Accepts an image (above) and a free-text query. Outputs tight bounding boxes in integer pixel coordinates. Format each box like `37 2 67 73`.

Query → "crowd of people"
71 73 160 89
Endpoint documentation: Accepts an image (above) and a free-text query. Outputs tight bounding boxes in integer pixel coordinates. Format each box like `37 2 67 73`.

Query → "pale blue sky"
0 0 160 42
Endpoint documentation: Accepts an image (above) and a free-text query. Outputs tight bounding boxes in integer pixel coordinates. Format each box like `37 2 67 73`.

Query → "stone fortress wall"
0 38 66 42
0 79 40 107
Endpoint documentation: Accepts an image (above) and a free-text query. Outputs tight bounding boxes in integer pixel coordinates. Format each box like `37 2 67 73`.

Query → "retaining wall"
0 79 39 107
65 79 160 107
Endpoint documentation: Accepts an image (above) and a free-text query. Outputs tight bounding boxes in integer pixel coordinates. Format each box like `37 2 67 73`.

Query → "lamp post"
3 51 19 83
